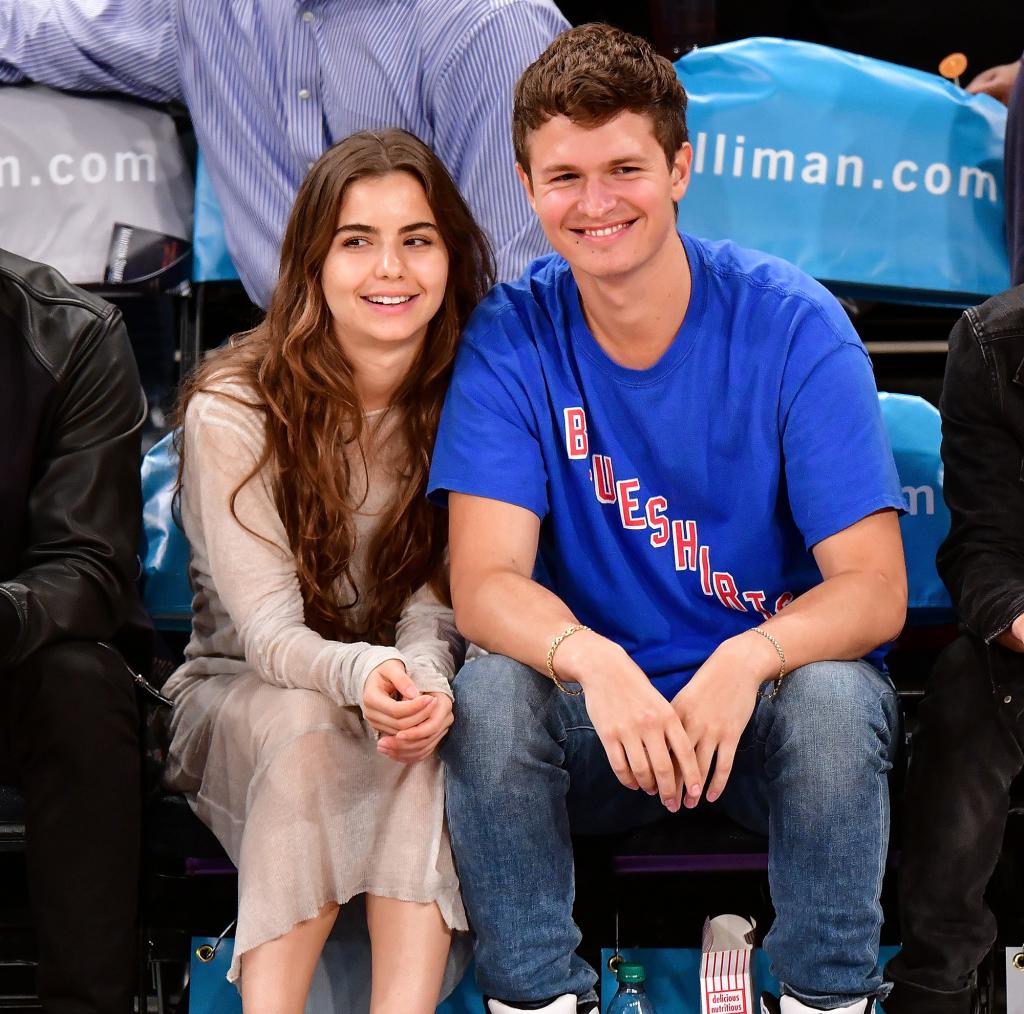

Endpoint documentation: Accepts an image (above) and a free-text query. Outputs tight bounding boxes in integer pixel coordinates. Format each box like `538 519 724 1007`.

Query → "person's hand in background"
967 60 1021 104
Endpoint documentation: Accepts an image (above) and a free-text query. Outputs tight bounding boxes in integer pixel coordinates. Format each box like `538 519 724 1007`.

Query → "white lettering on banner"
925 162 952 196
49 154 74 186
570 406 793 614
892 160 918 192
0 155 20 188
960 166 998 201
836 153 864 188
692 132 999 204
752 146 794 182
80 152 106 185
902 484 936 516
115 151 156 183
0 150 160 188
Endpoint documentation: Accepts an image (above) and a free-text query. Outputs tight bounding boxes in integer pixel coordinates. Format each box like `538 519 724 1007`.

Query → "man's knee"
915 635 1004 745
8 641 138 746
444 653 553 765
770 660 898 768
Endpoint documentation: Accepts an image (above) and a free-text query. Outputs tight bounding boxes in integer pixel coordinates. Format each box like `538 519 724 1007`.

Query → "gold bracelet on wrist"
546 624 590 696
750 626 786 699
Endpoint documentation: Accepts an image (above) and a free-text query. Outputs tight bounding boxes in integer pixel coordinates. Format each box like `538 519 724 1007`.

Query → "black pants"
0 641 140 1014
885 633 1024 1014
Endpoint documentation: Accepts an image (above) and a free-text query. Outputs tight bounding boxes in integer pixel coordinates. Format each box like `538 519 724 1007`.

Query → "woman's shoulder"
185 375 266 449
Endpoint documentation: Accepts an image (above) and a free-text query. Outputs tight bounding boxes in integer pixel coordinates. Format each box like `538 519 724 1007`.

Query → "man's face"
516 111 691 283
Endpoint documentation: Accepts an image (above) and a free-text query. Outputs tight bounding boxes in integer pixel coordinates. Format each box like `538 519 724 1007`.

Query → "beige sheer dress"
161 384 468 992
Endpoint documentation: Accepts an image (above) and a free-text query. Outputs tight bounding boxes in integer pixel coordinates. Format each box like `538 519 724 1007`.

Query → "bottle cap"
616 961 646 984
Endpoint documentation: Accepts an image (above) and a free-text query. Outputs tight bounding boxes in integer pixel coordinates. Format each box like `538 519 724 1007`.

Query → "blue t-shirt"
428 233 907 699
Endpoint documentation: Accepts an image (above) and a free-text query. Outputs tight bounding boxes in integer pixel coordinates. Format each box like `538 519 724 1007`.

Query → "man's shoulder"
464 252 568 349
0 249 120 381
694 235 836 309
966 283 1024 343
691 234 856 351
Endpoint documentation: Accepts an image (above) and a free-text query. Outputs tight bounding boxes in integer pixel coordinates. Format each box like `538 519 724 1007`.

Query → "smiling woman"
158 129 494 1014
322 172 449 410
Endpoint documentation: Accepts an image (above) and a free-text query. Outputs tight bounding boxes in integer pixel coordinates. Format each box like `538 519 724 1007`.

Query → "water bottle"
606 961 658 1014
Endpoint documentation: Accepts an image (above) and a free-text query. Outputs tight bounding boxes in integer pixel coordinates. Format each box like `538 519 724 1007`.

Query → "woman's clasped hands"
362 658 454 764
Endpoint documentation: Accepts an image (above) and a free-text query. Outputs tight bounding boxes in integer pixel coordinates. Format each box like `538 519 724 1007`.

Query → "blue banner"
675 38 1009 303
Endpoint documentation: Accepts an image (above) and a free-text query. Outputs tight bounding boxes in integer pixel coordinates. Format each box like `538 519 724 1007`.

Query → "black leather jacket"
937 284 1024 671
0 248 146 670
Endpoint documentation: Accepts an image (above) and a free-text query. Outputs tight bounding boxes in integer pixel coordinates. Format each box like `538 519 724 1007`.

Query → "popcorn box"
700 915 756 1014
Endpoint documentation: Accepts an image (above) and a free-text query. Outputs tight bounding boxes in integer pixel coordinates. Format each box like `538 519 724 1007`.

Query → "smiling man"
428 24 908 1014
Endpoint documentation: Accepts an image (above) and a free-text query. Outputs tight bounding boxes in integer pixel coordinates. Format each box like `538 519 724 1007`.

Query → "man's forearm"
454 568 625 681
747 568 907 676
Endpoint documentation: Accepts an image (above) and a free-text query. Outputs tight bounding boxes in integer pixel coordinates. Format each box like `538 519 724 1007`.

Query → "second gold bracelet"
546 624 590 696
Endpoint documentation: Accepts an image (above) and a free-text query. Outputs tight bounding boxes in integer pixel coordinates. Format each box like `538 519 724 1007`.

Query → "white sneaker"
770 995 868 1011
487 996 579 1014
761 994 871 1014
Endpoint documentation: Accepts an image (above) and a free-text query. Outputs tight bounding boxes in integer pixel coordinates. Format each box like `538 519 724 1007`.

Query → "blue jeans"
440 654 899 1010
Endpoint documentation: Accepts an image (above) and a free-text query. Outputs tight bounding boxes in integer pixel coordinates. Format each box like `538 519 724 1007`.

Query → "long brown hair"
177 129 495 643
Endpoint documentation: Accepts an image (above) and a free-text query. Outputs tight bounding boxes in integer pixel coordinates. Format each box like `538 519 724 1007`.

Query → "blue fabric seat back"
192 153 241 284
878 392 953 622
140 432 191 631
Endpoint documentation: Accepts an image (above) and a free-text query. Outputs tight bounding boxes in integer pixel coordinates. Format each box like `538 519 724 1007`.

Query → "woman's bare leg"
239 902 339 1014
366 895 452 1014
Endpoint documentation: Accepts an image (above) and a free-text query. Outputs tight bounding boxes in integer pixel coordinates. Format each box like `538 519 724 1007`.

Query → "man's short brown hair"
512 23 689 175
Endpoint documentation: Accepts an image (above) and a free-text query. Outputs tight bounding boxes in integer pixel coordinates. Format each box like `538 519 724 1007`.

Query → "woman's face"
321 171 449 358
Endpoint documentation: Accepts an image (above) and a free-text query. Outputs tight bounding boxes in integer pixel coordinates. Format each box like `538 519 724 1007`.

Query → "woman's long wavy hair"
176 129 495 644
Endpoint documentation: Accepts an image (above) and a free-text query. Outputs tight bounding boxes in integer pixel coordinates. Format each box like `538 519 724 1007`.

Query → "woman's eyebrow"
333 222 438 236
334 223 378 236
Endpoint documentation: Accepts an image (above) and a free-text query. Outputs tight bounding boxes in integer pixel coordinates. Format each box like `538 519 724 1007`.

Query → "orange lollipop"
939 52 968 85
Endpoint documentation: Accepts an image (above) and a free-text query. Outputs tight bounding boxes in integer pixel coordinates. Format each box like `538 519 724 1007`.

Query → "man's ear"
670 141 693 204
515 162 537 211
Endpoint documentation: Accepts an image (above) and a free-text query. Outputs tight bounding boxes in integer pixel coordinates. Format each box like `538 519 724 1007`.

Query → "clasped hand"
362 658 453 764
585 640 764 811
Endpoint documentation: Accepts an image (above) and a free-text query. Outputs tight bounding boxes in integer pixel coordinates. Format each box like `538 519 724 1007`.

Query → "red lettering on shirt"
592 454 616 504
617 479 645 529
713 571 746 611
564 407 588 459
672 519 699 571
699 545 713 595
774 591 794 613
742 589 772 619
646 496 670 547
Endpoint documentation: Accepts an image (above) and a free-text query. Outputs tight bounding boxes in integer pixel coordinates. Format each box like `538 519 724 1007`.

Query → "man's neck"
575 233 692 371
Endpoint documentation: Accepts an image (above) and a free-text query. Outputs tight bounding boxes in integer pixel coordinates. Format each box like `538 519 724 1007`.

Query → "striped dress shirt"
0 0 567 306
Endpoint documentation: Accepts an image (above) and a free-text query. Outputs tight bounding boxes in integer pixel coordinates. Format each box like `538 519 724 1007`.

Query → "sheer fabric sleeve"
182 394 403 707
395 583 464 699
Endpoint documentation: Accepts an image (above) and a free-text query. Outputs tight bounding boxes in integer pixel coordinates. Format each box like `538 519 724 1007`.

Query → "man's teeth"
366 295 413 305
583 222 629 237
